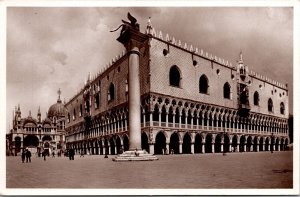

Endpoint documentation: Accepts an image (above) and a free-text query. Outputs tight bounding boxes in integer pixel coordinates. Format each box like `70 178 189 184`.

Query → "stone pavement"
6 151 292 189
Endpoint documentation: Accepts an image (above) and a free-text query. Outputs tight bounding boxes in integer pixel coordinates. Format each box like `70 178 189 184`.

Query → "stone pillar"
172 112 176 128
211 143 215 153
166 143 170 155
158 110 162 127
244 144 246 152
278 143 281 151
236 143 240 152
257 144 259 152
150 112 153 127
268 144 270 151
166 113 169 127
229 143 232 152
149 143 154 154
143 113 146 128
221 143 224 153
179 142 183 154
115 146 117 155
108 146 111 155
98 147 101 155
250 144 253 152
202 143 205 153
191 143 194 154
262 144 265 151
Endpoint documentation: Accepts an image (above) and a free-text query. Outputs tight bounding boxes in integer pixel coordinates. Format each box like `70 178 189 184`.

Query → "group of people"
21 149 32 163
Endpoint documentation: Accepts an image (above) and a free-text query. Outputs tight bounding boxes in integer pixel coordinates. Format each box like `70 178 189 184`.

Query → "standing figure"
21 150 26 163
42 150 46 161
25 150 31 163
69 148 75 160
52 151 55 158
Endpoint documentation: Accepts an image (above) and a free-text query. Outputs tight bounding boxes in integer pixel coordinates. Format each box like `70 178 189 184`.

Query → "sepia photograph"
2 1 299 196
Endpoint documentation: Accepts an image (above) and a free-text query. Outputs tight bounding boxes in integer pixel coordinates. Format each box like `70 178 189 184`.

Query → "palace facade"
7 91 67 156
65 19 290 156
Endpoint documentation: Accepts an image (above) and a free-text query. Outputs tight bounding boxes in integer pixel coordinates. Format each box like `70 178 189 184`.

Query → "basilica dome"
47 89 67 118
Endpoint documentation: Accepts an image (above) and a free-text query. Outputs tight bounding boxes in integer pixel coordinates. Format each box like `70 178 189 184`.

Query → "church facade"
64 19 290 156
8 91 67 156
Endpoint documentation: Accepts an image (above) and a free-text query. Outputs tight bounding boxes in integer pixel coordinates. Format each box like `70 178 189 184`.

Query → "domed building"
8 89 67 156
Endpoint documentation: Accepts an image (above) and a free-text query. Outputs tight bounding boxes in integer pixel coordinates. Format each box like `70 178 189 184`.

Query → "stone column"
166 113 169 127
221 143 224 153
236 143 240 152
143 113 146 128
202 143 205 154
244 144 246 152
191 143 194 154
150 112 153 127
166 143 170 155
108 146 111 155
149 143 154 154
229 143 232 152
179 141 183 154
211 143 215 153
257 144 259 152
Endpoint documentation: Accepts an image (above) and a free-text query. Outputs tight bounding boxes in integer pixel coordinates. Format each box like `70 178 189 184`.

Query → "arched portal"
141 132 149 153
280 138 284 151
169 132 180 154
205 134 212 153
154 132 166 154
246 136 252 152
265 138 270 151
95 141 99 155
224 134 230 153
24 135 39 148
253 136 258 152
123 135 129 152
259 137 264 151
116 136 122 154
14 136 21 155
194 134 202 153
232 135 238 152
240 136 246 152
104 139 109 155
42 135 52 142
182 133 191 154
284 138 289 151
215 134 222 153
275 138 279 151
109 138 116 155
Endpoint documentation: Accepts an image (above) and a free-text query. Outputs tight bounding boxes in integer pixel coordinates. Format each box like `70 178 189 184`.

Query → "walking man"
25 149 31 163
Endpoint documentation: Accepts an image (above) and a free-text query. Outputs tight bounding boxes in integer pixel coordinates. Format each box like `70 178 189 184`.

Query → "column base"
112 150 159 162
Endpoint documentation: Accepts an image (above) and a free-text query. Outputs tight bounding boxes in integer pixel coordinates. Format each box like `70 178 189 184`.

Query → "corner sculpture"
110 12 140 36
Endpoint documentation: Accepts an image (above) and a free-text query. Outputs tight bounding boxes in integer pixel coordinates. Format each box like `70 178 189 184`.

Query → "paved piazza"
6 151 292 189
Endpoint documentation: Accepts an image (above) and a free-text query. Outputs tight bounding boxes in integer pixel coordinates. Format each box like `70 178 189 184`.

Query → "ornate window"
95 93 100 109
280 102 285 115
169 65 181 87
108 83 115 101
223 82 231 99
199 74 209 94
254 91 259 106
268 98 273 112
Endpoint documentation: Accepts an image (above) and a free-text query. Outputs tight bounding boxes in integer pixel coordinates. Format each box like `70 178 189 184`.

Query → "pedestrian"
42 150 46 161
52 151 55 158
69 148 75 160
21 150 26 163
25 149 31 163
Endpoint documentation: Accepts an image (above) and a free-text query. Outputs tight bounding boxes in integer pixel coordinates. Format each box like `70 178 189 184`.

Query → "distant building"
64 19 289 155
8 90 67 156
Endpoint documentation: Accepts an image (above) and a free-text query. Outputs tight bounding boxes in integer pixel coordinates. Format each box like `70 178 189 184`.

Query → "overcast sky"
6 7 293 131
